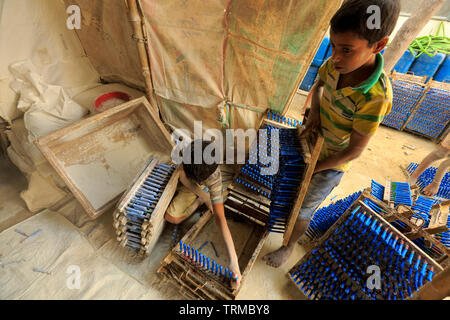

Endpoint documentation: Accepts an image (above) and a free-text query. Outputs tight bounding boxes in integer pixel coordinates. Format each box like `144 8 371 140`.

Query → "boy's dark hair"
182 140 219 183
331 0 401 45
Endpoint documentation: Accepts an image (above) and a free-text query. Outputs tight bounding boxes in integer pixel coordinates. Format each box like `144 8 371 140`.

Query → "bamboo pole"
127 0 159 113
383 0 446 74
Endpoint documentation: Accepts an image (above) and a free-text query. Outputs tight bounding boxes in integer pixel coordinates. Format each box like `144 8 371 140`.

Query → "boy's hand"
229 261 241 291
300 111 320 138
423 181 439 196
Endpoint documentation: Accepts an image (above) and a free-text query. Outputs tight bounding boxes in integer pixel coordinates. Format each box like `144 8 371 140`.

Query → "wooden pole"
127 0 159 113
383 0 446 74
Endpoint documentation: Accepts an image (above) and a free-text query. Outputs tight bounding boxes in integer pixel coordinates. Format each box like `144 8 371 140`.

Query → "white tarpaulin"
0 0 99 123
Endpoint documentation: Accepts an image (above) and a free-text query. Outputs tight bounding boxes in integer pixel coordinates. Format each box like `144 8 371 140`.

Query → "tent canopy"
1 0 341 132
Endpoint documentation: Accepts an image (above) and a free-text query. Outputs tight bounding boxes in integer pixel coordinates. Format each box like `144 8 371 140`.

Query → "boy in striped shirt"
264 0 400 267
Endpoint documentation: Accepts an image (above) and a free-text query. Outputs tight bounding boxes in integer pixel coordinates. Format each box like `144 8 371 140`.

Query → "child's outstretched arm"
179 169 241 289
212 202 242 290
314 129 371 173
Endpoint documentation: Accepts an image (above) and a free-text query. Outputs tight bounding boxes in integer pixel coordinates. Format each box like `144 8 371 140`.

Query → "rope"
408 22 450 58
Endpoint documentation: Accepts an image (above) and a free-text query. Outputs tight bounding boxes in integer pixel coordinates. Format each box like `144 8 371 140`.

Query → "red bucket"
94 91 131 113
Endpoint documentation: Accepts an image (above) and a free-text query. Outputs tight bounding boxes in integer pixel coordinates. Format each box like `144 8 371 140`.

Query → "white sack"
9 60 88 141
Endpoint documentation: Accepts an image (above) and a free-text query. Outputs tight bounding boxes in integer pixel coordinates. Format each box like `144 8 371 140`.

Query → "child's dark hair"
182 140 219 183
331 0 401 46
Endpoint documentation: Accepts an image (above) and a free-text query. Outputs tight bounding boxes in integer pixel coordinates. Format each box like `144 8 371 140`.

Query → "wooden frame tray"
113 158 180 256
288 191 445 300
35 97 175 218
158 199 269 300
255 113 324 245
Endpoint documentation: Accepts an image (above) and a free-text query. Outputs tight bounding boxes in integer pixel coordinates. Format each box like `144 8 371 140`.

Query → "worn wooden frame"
158 195 269 300
158 111 322 299
254 112 324 245
387 74 450 141
113 158 180 256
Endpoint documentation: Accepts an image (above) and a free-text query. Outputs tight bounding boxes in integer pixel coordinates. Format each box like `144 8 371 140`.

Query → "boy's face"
330 30 386 75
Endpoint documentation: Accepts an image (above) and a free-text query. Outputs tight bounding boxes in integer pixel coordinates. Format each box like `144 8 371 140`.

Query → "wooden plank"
139 219 166 257
391 71 428 85
146 166 180 230
282 134 324 246
430 80 450 91
437 120 450 144
34 139 100 218
411 265 450 300
430 80 450 143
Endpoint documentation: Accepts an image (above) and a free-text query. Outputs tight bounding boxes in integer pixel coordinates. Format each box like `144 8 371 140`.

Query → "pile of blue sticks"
306 191 363 240
381 80 425 130
267 111 301 127
292 205 436 300
268 128 305 233
121 162 175 251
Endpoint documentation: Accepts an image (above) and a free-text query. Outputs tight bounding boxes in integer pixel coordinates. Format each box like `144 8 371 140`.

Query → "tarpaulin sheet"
0 210 153 299
141 0 341 131
0 0 99 123
63 0 146 90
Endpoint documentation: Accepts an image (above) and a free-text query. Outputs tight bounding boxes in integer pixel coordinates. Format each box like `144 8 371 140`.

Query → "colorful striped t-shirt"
317 53 393 171
202 167 223 204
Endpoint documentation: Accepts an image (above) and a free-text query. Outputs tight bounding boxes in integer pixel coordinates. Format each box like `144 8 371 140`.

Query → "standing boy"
264 0 400 267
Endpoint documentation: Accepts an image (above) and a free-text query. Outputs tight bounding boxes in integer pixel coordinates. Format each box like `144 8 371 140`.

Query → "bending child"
165 140 241 289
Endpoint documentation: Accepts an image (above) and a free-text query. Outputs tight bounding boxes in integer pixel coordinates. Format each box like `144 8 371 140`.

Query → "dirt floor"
0 94 440 299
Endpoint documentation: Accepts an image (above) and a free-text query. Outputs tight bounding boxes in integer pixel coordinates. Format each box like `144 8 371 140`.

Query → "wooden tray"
288 191 446 300
256 113 324 245
158 193 269 300
113 158 180 256
35 97 175 218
